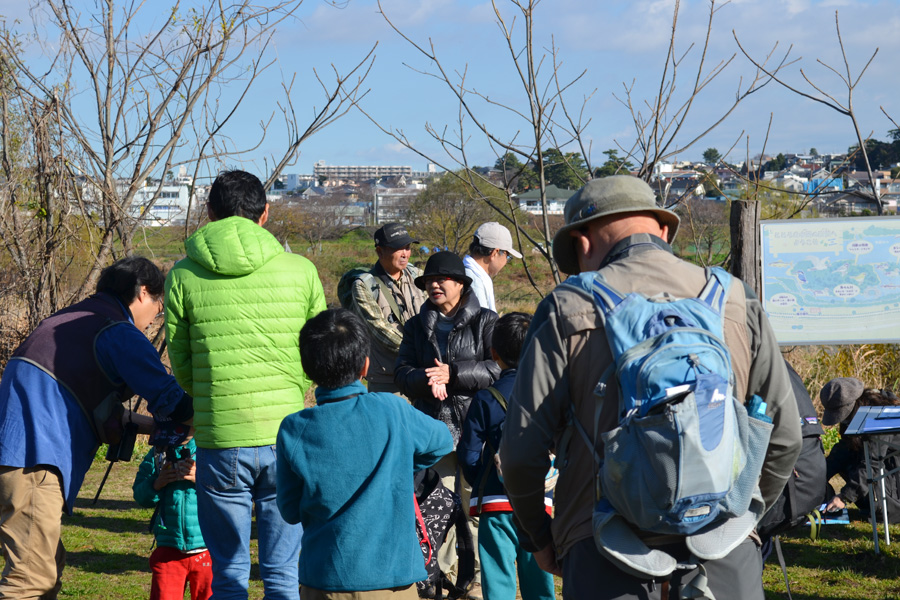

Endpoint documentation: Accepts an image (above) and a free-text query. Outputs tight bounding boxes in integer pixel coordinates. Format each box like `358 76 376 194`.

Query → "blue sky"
3 0 898 177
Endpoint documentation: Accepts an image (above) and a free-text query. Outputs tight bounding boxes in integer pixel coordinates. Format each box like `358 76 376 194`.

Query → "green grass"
763 518 900 599
6 447 900 598
0 443 266 599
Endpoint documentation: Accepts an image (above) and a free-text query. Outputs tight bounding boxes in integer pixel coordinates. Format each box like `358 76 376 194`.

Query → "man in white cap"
498 175 801 599
463 222 523 312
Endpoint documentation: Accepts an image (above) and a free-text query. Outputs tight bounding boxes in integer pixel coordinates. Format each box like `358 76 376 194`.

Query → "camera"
105 421 138 462
164 446 190 465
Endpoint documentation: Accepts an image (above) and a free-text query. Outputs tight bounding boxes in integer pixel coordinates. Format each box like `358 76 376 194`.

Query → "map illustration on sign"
760 217 900 345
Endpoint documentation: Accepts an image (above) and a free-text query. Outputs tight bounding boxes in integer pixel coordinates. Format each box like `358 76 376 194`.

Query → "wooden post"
729 200 761 298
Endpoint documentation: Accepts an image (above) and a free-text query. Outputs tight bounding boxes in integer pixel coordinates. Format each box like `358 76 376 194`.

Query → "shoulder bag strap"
373 275 405 325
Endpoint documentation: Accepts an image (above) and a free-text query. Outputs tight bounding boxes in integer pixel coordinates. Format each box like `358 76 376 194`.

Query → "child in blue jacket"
276 308 453 598
133 427 211 600
458 312 555 600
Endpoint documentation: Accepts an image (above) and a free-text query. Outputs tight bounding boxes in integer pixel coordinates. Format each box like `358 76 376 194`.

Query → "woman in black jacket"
395 251 498 597
395 251 500 446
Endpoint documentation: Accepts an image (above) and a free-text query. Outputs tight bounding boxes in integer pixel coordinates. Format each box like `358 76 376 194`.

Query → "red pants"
149 546 213 600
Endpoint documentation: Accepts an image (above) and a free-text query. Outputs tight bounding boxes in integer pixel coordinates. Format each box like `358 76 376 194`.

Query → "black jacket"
395 291 499 446
827 434 900 522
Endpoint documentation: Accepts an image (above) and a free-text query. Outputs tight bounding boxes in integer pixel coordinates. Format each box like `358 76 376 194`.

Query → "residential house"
815 188 885 216
651 171 706 204
514 184 575 215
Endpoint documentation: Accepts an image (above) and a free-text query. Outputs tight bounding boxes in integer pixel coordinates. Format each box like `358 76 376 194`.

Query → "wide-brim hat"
414 251 473 290
820 377 865 426
552 175 680 275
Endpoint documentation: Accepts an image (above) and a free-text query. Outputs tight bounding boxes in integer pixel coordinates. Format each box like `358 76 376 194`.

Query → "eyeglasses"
504 252 514 261
425 276 459 286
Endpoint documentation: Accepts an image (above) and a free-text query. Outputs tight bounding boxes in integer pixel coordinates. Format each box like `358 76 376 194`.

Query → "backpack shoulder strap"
475 385 512 514
698 267 733 315
370 273 405 325
486 386 508 412
558 272 616 497
561 271 624 318
590 273 625 314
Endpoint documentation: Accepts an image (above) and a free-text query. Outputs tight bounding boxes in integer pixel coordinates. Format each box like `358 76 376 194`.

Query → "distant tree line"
491 148 636 193
850 130 900 175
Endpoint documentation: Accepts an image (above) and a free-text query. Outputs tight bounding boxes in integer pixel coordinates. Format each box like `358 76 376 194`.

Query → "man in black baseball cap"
373 222 418 249
343 223 424 394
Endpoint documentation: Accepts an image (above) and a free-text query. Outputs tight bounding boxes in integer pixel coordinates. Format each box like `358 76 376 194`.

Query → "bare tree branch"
734 10 882 213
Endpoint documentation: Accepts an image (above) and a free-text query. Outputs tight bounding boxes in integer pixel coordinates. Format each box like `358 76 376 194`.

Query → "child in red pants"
134 428 212 600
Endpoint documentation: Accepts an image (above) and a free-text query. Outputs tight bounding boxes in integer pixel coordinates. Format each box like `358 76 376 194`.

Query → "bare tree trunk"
729 200 761 297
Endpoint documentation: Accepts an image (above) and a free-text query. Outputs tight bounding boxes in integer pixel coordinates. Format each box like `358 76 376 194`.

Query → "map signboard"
760 217 900 345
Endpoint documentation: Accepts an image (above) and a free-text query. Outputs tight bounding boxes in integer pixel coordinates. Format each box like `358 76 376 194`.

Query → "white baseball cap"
474 222 523 259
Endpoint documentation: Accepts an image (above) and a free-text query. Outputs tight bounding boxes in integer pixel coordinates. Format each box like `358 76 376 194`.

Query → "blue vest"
10 293 131 437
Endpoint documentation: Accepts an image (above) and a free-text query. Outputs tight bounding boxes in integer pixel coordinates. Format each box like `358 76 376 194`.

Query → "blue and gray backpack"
566 267 774 582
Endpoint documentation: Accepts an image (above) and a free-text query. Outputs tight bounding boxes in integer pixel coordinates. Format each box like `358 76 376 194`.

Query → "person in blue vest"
0 256 193 598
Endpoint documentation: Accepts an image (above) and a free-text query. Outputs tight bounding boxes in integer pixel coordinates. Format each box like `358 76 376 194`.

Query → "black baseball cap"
374 223 418 249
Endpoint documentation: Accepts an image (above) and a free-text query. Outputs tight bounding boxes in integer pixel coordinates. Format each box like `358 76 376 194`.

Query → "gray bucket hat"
820 377 865 426
551 175 680 275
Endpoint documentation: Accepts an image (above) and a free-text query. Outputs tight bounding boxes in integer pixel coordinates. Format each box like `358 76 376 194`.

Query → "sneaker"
466 582 483 600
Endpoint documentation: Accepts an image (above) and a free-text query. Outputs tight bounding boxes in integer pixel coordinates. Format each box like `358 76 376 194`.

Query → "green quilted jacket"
165 216 326 448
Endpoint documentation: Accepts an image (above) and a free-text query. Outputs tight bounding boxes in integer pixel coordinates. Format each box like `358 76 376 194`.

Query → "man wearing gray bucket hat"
498 175 801 599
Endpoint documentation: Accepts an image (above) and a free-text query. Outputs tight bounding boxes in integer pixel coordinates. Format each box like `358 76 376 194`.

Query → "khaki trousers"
0 466 66 599
433 453 480 584
300 584 417 600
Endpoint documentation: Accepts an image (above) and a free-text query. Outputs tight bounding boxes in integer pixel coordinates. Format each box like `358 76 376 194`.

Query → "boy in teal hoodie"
276 308 453 598
133 426 211 600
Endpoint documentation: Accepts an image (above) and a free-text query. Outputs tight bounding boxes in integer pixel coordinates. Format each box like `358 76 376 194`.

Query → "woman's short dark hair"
207 170 267 222
96 256 164 305
491 311 532 369
299 308 371 389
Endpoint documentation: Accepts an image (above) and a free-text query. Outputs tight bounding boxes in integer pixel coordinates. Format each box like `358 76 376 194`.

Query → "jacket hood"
185 216 284 276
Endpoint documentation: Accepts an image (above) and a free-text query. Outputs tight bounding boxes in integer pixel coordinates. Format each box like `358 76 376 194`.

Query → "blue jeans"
195 446 302 600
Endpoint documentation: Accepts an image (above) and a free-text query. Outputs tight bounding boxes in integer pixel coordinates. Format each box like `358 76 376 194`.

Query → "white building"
130 176 199 226
313 161 412 182
514 185 574 215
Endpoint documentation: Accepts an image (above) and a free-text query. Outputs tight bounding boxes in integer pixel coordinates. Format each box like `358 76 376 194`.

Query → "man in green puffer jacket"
165 170 326 600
